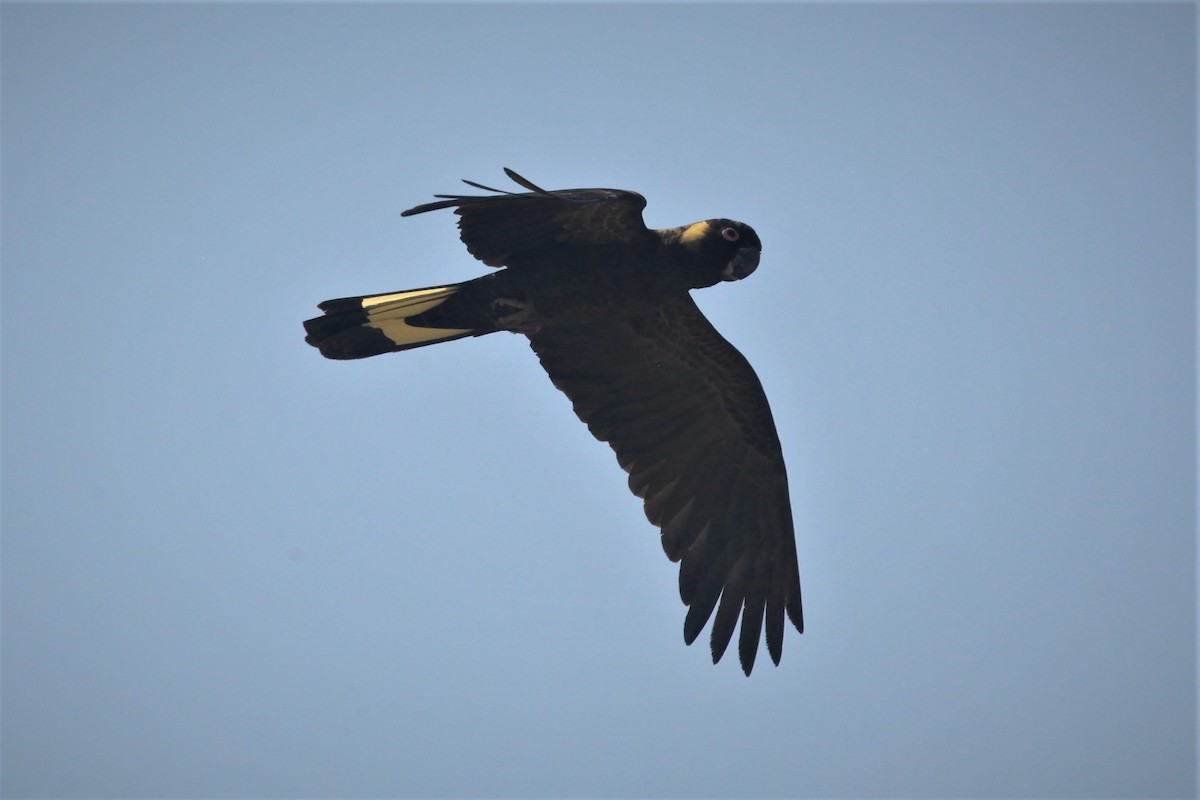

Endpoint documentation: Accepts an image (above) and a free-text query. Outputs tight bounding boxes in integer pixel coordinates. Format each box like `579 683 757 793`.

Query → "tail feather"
304 282 487 360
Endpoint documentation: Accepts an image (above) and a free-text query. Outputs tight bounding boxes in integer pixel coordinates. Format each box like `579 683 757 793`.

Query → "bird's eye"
721 227 740 242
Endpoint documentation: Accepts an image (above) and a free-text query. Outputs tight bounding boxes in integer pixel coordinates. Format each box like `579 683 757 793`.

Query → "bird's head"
676 219 762 288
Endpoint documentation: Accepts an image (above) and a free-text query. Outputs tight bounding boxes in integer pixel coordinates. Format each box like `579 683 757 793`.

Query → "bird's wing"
401 168 654 268
528 293 803 674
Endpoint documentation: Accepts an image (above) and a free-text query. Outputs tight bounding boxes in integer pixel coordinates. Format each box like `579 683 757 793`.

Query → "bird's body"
304 169 802 674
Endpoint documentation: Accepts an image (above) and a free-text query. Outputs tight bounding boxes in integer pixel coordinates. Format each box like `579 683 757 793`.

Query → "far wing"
401 168 655 268
527 293 803 674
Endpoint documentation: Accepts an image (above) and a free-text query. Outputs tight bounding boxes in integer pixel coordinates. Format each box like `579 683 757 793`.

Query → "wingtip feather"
503 167 550 195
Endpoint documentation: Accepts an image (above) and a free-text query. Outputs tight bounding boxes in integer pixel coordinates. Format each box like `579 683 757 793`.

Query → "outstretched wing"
401 168 654 268
527 293 803 674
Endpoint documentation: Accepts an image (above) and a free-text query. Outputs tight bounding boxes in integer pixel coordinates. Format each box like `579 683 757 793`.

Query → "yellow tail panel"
361 286 472 347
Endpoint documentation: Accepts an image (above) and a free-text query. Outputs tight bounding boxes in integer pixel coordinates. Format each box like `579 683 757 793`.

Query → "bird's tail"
304 275 502 360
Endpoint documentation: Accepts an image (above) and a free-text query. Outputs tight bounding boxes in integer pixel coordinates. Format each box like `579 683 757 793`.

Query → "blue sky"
2 3 1195 797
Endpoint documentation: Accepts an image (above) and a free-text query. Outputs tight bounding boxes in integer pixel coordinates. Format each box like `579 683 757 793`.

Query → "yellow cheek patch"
361 286 472 347
679 221 712 247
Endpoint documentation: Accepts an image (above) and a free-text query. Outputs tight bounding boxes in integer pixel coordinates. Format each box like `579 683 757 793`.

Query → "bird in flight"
304 169 803 674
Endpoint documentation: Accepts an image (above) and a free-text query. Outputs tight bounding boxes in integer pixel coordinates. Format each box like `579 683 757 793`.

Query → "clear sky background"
2 3 1194 797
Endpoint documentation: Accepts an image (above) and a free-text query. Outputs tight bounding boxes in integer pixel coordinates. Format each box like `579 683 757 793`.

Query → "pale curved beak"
722 247 760 281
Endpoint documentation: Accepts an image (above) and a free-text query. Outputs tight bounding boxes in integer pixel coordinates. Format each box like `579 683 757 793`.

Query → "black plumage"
304 169 803 674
